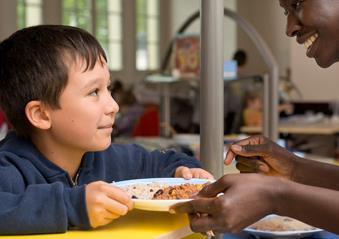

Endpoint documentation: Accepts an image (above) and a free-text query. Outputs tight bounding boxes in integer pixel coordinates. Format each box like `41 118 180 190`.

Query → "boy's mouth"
98 123 113 129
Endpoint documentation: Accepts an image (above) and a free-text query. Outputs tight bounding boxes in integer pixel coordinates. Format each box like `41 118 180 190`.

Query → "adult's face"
279 0 339 68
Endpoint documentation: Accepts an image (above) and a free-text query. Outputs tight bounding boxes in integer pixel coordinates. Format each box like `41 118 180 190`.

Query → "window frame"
110 0 170 84
17 0 170 84
17 0 43 29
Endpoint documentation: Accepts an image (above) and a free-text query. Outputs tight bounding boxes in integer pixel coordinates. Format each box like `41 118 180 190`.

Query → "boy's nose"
110 97 119 114
105 93 119 115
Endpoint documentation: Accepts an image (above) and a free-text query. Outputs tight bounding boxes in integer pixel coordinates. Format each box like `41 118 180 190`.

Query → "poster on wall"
172 34 200 79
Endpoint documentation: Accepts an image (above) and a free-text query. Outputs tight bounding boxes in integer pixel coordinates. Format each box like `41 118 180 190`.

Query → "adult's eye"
293 0 304 10
283 9 289 16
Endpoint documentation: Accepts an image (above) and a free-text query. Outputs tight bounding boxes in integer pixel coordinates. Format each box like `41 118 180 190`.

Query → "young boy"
0 25 212 235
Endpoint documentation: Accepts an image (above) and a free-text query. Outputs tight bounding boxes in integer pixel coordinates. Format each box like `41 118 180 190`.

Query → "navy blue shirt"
0 132 201 235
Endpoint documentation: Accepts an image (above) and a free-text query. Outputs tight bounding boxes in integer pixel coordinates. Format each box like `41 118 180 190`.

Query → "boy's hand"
175 166 214 180
85 181 133 228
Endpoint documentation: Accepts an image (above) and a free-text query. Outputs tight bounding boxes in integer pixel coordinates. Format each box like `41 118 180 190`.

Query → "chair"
132 104 160 137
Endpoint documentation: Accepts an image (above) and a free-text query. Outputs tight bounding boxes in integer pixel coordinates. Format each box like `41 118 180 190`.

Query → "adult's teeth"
304 33 318 50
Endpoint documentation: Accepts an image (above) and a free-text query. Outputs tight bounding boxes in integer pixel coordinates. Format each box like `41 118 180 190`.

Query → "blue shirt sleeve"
0 162 90 235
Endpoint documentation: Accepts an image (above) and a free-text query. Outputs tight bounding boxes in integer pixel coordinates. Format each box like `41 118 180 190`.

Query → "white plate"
243 215 323 239
114 178 211 211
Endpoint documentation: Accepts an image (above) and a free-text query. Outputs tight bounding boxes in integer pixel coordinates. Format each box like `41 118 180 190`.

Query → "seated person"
243 91 294 127
243 92 263 127
113 88 144 137
0 25 213 235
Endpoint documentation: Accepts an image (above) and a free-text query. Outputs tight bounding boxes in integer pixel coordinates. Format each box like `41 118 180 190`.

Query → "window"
63 0 122 71
17 0 42 29
96 0 122 71
63 0 92 32
62 0 165 74
136 0 160 71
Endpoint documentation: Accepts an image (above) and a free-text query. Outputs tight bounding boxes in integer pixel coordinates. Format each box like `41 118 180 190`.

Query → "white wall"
170 0 237 60
290 39 339 101
0 0 17 41
236 0 289 76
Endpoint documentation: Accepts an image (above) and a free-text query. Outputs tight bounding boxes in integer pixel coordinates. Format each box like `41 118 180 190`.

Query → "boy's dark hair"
0 25 107 138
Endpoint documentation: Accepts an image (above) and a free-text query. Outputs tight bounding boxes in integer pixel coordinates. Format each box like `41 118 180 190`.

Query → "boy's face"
48 58 119 152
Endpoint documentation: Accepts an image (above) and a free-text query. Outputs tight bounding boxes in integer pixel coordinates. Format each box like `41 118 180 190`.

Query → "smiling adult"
171 0 339 235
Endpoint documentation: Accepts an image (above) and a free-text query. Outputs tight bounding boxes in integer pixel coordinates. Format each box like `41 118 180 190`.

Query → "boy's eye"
89 88 99 96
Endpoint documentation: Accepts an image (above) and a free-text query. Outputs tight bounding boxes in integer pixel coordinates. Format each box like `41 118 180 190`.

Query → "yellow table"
0 210 205 239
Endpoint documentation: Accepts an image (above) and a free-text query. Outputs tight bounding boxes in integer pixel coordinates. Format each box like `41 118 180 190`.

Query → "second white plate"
243 215 323 238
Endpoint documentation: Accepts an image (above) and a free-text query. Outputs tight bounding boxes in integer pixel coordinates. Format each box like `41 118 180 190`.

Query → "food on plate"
250 216 316 231
153 183 208 199
122 182 164 200
121 182 208 200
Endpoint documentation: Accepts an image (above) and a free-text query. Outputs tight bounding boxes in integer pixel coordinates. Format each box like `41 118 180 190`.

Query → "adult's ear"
25 101 52 130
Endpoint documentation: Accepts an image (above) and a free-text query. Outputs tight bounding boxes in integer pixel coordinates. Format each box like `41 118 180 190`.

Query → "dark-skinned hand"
170 174 288 234
224 135 300 180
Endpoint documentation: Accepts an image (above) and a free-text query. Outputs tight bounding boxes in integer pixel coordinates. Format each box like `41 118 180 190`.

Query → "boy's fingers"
192 169 214 179
204 171 215 180
102 196 130 216
181 167 193 179
106 185 134 210
103 211 120 220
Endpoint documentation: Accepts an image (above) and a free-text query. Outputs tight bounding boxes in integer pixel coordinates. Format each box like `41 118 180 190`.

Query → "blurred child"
0 25 213 235
243 91 294 127
113 88 144 137
243 92 263 127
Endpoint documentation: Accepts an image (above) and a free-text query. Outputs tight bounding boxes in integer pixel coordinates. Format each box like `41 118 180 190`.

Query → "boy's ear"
25 101 52 130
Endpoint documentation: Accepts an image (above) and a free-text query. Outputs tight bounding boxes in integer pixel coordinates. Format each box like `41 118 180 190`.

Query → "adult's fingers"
236 156 270 173
224 149 236 165
235 163 255 173
170 198 217 214
187 213 217 233
230 143 269 158
225 136 266 164
198 175 233 197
